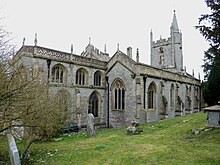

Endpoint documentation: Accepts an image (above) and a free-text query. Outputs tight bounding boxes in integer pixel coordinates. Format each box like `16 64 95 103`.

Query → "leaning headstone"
7 134 21 165
87 113 95 136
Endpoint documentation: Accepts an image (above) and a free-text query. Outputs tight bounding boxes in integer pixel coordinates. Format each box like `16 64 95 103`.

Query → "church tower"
150 10 183 72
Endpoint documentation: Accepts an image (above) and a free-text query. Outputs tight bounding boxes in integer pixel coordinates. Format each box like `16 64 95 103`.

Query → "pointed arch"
170 83 175 108
110 78 126 91
194 86 199 110
76 68 88 85
94 70 102 86
111 78 125 110
185 85 191 112
148 82 157 109
88 91 101 117
52 64 66 83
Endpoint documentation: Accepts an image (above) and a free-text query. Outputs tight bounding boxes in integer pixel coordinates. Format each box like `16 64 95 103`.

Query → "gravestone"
87 113 95 136
7 134 21 165
204 105 220 127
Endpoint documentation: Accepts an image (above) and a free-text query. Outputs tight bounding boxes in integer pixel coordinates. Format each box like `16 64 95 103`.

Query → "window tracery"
148 82 156 109
52 65 64 83
94 71 101 86
112 79 125 110
76 68 88 85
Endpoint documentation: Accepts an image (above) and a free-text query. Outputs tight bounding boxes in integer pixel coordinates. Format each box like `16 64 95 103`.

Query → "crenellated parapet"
152 37 172 47
81 44 110 62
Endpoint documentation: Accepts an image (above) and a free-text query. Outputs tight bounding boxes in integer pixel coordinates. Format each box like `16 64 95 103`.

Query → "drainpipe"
47 59 51 83
105 76 110 128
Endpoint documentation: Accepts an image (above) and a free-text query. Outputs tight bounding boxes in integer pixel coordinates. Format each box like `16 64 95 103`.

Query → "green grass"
1 112 220 165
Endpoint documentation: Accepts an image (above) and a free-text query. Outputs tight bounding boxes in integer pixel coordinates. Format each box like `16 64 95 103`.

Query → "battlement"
152 37 172 47
81 44 110 62
81 44 109 57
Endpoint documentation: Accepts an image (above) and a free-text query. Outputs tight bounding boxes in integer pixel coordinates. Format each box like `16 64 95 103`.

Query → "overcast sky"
0 0 211 80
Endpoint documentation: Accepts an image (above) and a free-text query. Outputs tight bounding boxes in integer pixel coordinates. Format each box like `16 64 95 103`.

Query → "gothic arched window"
112 79 125 110
52 65 65 83
194 87 199 109
76 68 88 85
148 82 156 109
94 71 101 86
185 85 191 112
170 84 175 107
88 92 100 117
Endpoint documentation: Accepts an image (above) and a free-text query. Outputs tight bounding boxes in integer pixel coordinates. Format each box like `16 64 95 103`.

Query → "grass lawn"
0 112 220 165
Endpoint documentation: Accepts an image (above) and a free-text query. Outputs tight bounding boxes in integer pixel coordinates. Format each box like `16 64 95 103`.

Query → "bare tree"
0 24 71 162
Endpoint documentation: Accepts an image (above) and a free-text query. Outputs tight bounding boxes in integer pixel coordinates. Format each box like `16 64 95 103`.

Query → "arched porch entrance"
88 91 100 118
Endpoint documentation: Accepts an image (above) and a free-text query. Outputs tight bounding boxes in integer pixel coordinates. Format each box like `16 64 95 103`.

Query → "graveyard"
0 112 220 164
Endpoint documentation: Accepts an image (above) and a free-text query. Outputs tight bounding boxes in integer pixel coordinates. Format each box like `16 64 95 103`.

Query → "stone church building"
15 11 202 128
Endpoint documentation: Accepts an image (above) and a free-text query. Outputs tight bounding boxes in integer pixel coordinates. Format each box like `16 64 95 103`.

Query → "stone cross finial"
34 33 38 46
22 37 25 46
192 69 194 76
89 37 91 45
